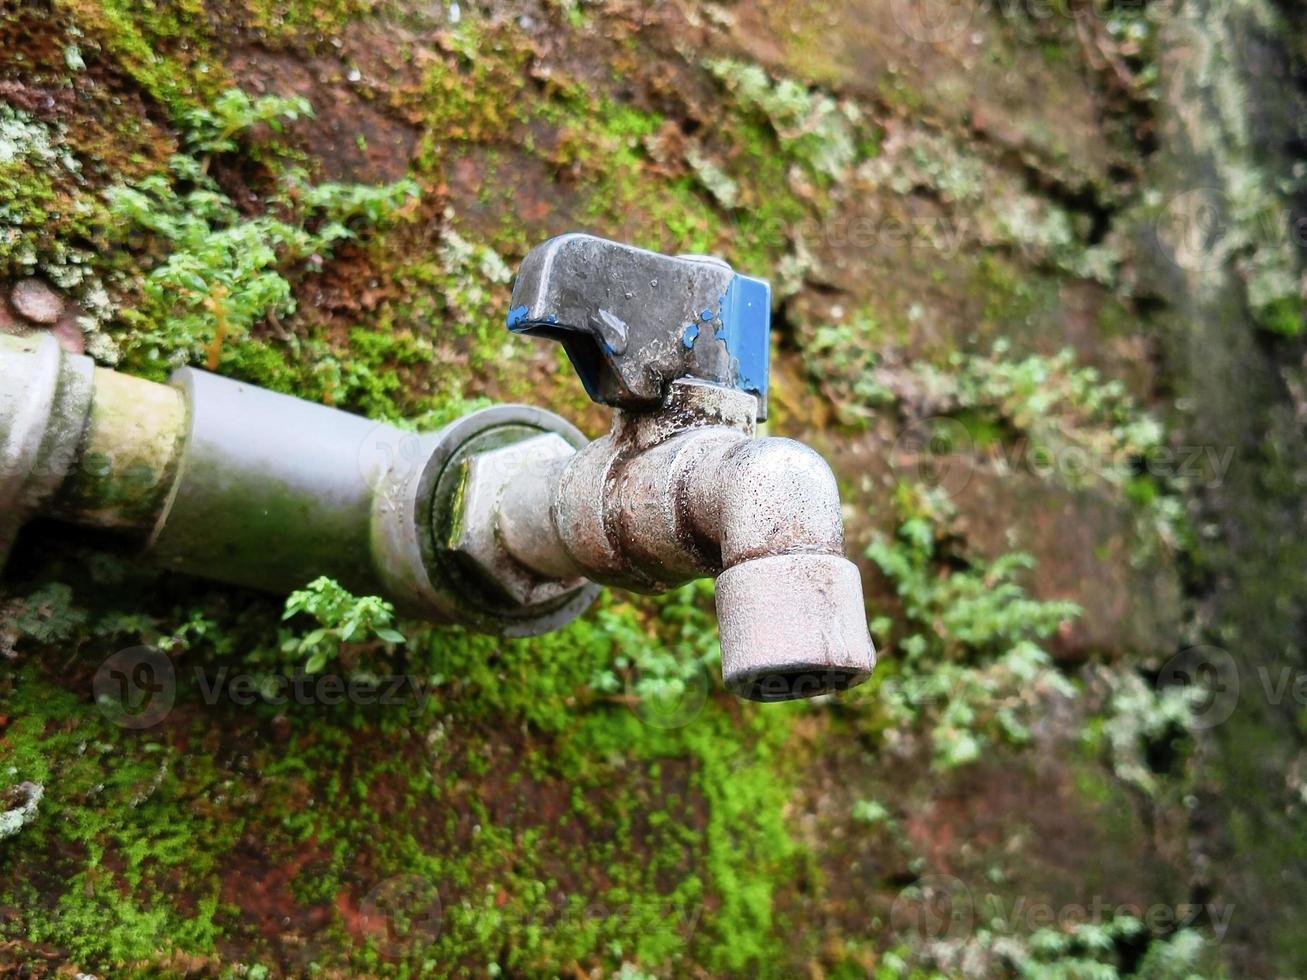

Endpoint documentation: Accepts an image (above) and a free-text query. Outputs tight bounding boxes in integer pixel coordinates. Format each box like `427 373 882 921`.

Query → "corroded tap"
0 235 875 701
469 234 875 700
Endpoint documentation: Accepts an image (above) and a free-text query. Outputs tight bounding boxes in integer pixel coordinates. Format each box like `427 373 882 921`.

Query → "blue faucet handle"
507 234 772 421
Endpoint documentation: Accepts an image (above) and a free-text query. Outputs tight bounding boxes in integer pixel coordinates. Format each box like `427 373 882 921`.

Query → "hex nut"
449 433 588 606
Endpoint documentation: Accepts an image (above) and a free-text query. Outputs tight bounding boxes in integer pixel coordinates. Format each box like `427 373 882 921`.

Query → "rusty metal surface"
3 237 875 701
50 367 187 531
491 236 876 701
715 553 875 701
487 379 876 700
0 348 600 636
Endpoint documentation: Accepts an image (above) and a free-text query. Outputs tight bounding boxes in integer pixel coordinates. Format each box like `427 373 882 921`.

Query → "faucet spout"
685 436 874 700
493 233 877 701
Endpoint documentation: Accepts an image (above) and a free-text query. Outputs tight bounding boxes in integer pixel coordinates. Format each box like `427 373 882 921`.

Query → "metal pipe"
50 367 187 532
0 333 94 562
0 333 598 636
147 367 397 599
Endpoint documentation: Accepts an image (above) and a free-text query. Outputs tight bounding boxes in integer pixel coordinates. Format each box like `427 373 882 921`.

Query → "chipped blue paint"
508 307 559 332
700 308 714 322
720 273 772 407
682 322 700 349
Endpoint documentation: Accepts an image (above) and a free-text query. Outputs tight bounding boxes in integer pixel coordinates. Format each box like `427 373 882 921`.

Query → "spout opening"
715 553 877 704
727 665 870 703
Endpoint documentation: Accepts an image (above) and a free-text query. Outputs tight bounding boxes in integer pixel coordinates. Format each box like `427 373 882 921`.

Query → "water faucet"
0 235 875 701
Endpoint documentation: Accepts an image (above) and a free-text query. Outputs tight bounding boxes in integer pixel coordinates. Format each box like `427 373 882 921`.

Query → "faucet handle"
507 234 772 421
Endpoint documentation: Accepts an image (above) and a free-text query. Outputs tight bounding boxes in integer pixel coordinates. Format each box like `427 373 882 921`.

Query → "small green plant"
893 908 1216 979
588 580 720 710
1090 668 1201 797
0 583 88 655
1017 919 1212 979
428 223 515 358
108 154 418 374
867 491 1079 769
851 798 892 826
802 315 896 426
282 576 406 674
706 59 862 182
180 88 312 158
912 342 1164 486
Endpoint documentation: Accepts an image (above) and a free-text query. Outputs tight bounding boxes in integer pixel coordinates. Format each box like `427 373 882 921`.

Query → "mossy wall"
1 0 1306 977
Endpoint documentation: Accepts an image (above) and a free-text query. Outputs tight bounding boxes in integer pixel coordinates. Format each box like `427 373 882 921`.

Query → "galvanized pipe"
50 368 187 531
0 333 597 636
0 333 94 560
147 367 399 600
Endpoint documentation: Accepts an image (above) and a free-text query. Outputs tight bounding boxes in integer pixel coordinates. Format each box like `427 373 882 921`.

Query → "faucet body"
495 380 872 699
0 235 876 701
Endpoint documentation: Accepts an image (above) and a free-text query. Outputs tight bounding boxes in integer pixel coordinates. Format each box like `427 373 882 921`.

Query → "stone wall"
1 0 1304 975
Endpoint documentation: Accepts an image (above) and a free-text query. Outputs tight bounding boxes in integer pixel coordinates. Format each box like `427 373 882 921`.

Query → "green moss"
1256 293 1304 337
103 99 418 377
706 59 861 185
863 495 1080 770
59 0 224 116
0 104 107 292
410 21 536 172
1 673 239 964
0 549 809 975
237 0 383 45
0 1 1261 974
